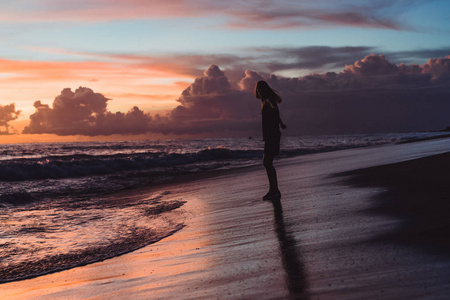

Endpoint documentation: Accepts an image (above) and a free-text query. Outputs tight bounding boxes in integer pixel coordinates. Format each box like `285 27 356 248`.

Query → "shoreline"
92 130 450 195
0 225 186 285
1 138 449 299
398 132 450 144
121 130 450 188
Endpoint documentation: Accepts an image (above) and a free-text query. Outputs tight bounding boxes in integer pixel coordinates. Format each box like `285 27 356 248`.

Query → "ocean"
0 132 447 282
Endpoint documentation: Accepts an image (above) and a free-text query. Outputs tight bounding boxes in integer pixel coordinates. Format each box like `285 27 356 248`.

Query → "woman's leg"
263 152 279 192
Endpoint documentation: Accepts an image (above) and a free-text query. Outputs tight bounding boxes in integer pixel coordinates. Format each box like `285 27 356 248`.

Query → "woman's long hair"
255 80 282 105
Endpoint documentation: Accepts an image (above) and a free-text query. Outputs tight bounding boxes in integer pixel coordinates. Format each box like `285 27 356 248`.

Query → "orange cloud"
0 55 196 120
0 58 113 81
22 87 154 136
0 0 208 22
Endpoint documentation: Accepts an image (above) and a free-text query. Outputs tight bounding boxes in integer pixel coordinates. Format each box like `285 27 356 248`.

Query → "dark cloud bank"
23 54 450 137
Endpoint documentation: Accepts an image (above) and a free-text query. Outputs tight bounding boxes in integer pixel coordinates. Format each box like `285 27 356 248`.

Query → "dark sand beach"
1 138 449 299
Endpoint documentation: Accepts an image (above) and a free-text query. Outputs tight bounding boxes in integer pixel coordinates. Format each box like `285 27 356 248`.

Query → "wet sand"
337 151 450 256
1 138 449 299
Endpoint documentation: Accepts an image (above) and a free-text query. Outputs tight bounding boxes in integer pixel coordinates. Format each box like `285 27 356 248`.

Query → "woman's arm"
274 104 287 129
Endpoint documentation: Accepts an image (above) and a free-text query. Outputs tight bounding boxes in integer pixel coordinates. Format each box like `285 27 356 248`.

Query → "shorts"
264 132 281 155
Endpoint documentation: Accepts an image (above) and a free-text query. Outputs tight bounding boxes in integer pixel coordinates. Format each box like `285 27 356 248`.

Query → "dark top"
262 101 281 141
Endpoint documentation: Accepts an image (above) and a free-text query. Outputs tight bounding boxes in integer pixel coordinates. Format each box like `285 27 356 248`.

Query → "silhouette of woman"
255 81 286 200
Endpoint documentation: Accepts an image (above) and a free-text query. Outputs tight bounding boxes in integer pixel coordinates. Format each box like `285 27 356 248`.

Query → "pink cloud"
23 87 152 136
155 65 258 135
212 0 410 30
226 9 403 30
343 54 399 76
421 56 450 80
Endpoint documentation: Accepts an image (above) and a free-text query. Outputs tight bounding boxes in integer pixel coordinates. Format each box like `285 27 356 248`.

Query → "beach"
1 137 449 299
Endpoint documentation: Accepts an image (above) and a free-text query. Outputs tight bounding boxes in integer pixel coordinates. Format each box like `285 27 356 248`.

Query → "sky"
1 0 450 143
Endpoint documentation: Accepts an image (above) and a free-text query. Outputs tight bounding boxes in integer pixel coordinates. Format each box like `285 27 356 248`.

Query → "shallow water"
0 188 187 282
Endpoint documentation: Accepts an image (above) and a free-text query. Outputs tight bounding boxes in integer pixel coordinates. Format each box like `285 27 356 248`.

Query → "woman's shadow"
271 198 309 299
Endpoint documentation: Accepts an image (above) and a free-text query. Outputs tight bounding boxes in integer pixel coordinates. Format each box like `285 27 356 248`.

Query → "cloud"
421 56 450 80
0 104 21 135
0 57 127 94
0 55 197 117
44 45 373 78
21 66 259 136
23 55 450 136
222 0 408 30
247 46 374 74
152 65 259 135
160 54 450 136
0 56 191 80
385 48 450 64
343 54 399 76
0 0 424 31
23 87 152 136
0 0 208 22
24 45 450 81
256 54 450 134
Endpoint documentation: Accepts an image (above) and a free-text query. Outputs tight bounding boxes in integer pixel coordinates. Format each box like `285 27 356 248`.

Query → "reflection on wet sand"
271 199 309 299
